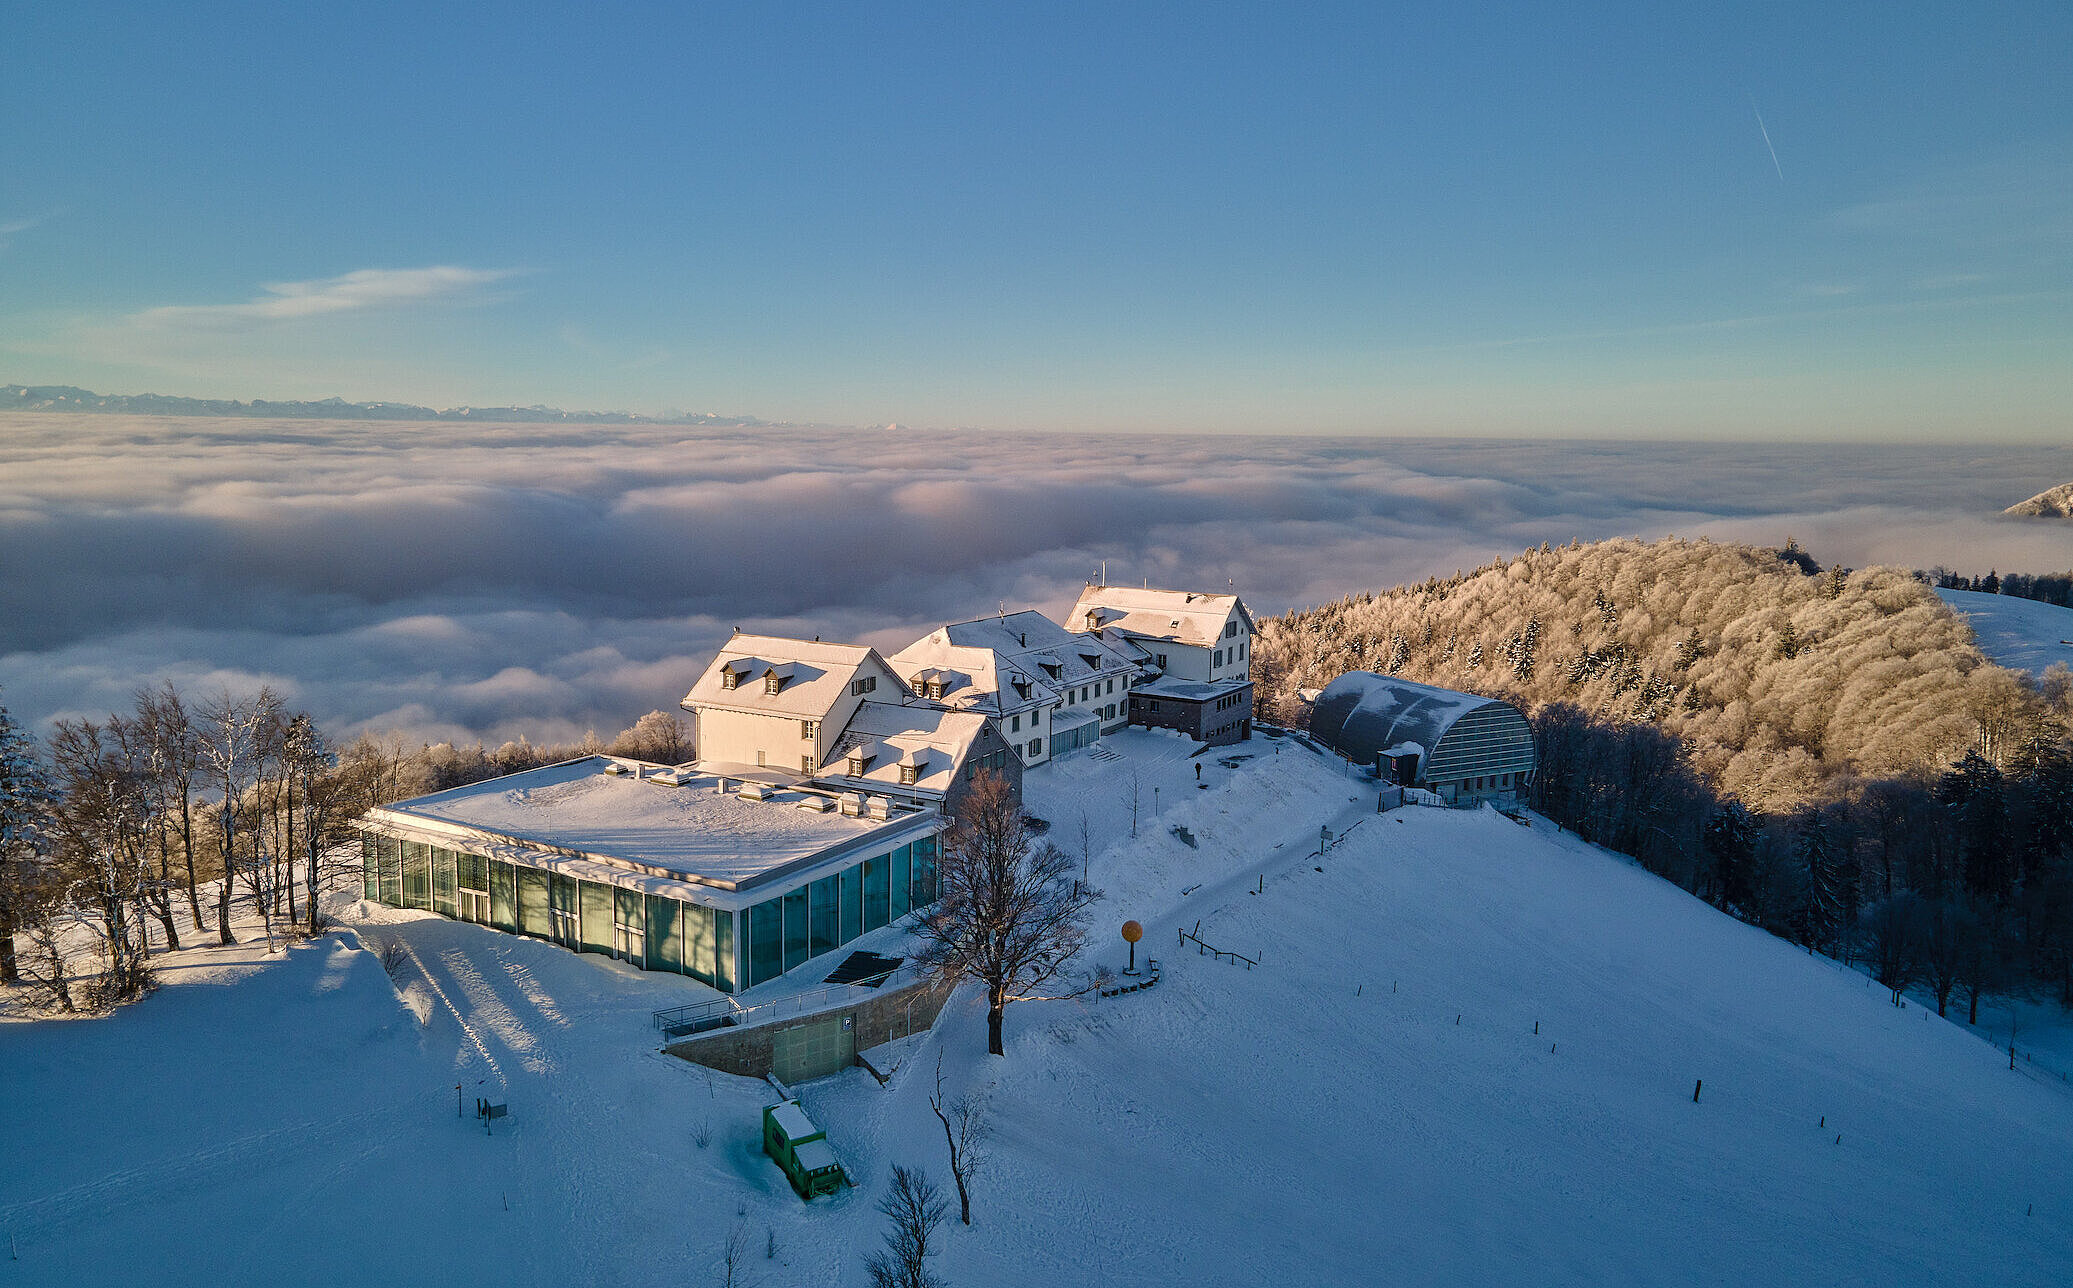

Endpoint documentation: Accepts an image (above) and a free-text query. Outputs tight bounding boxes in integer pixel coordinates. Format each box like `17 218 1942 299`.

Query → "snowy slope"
6 740 2072 1287
1938 587 2073 679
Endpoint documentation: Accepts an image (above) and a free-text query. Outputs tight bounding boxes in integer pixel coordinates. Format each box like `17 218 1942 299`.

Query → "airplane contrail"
1751 103 1784 181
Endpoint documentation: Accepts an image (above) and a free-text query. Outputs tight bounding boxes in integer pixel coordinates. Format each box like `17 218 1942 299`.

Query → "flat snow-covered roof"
361 757 934 901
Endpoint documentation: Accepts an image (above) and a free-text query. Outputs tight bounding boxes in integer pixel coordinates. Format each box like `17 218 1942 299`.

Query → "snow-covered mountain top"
2006 481 2073 517
1938 588 2073 679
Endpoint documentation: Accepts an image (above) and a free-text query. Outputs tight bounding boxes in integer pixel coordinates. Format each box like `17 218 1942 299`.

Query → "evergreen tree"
1939 750 2011 902
1704 801 1756 912
1792 808 1843 953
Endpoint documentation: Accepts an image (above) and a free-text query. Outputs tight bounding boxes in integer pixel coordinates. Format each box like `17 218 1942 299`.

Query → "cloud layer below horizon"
2 414 2067 747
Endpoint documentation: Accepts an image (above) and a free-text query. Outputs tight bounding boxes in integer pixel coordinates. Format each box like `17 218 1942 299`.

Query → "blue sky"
3 2 2068 438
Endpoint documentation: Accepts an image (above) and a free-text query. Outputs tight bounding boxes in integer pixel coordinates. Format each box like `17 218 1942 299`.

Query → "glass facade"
432 847 457 918
579 881 613 954
517 868 552 939
748 901 783 987
863 857 889 933
808 874 839 960
782 888 808 974
402 842 431 910
377 836 402 907
490 860 517 932
358 826 937 994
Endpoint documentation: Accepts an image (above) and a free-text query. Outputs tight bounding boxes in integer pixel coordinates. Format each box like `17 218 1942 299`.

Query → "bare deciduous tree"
913 771 1101 1056
864 1163 948 1288
930 1058 985 1226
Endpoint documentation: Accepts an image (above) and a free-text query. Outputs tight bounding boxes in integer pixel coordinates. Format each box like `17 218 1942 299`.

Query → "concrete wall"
693 706 818 770
663 976 955 1080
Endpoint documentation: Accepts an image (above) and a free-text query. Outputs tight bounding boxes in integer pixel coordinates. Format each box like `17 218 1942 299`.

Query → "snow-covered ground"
1938 587 2073 679
6 735 2072 1286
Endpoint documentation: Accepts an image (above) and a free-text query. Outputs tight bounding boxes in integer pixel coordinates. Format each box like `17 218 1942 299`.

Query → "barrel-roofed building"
1308 672 1535 805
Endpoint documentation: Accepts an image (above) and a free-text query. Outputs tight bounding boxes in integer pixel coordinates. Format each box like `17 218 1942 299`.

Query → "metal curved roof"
1308 672 1534 784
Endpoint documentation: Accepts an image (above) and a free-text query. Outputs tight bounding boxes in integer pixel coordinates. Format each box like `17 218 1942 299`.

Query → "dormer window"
720 666 741 690
764 673 782 695
899 764 918 786
926 680 945 700
847 752 868 776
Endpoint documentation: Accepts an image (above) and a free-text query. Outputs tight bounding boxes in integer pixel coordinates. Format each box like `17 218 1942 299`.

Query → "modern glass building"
356 757 944 993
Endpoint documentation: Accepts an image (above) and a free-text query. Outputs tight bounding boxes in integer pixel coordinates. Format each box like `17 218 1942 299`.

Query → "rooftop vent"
796 795 834 813
737 782 772 802
839 792 865 817
602 762 631 776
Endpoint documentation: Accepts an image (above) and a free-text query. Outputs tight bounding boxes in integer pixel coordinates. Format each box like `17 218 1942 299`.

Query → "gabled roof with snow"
1069 584 1253 649
682 633 904 721
890 610 1134 716
817 701 992 797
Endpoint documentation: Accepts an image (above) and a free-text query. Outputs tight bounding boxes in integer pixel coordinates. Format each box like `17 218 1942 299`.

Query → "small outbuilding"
763 1099 848 1200
1308 673 1536 806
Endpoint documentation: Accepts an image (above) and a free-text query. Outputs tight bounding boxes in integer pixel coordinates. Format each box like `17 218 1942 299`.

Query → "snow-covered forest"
1257 536 2073 1016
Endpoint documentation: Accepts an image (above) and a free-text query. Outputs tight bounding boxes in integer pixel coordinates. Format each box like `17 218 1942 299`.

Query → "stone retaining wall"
663 976 954 1079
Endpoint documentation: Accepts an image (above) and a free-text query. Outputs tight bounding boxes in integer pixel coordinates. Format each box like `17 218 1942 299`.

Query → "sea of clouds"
2 414 2067 746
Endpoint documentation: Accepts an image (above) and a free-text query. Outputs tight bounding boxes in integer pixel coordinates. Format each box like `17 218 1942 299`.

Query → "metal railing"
653 970 902 1041
1177 921 1256 969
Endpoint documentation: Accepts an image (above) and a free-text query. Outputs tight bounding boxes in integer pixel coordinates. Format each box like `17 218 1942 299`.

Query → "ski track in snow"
399 937 504 1082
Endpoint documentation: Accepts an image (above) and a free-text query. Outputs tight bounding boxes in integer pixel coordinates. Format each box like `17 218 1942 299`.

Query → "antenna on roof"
998 600 1008 625
1100 559 1107 587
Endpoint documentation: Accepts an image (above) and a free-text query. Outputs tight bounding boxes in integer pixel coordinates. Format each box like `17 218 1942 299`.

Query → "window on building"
764 673 782 695
802 755 814 773
756 750 766 767
1010 713 1020 732
1214 649 1223 667
899 763 918 786
801 719 817 740
1154 653 1167 668
720 668 739 690
1225 621 1238 638
851 675 877 696
1027 739 1041 757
